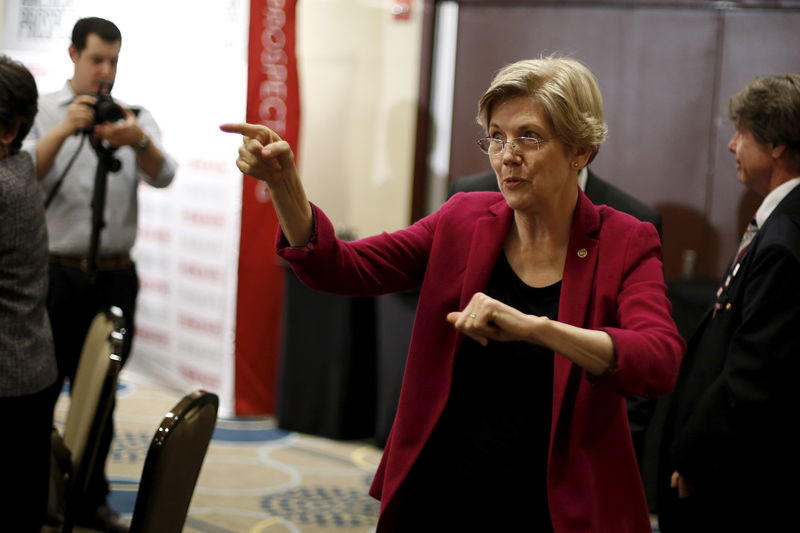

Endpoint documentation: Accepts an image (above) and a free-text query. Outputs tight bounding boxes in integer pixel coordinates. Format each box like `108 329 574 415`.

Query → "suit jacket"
659 184 800 531
450 168 663 235
279 190 683 532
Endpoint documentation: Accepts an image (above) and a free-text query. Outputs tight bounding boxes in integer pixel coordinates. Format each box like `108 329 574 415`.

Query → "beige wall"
296 0 422 238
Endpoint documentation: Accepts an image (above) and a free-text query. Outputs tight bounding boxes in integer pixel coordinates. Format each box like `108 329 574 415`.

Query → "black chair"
129 390 219 533
59 306 126 533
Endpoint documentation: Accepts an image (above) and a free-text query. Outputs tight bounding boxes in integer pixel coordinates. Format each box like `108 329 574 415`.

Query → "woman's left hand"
449 293 616 374
447 292 546 347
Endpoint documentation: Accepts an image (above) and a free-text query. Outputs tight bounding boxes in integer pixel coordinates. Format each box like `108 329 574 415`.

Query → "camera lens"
95 96 125 124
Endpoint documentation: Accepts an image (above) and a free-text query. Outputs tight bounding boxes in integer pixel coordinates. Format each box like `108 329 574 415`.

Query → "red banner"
236 0 300 414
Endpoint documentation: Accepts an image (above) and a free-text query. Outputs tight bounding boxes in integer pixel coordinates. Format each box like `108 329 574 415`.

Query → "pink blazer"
279 190 684 533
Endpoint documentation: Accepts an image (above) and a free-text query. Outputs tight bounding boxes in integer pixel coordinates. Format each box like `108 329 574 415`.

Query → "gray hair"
729 74 800 171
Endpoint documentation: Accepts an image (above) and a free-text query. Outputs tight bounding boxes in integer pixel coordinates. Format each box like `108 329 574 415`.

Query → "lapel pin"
577 248 588 258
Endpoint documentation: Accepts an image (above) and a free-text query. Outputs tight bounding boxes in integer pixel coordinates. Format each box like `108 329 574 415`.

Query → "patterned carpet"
55 375 382 533
55 376 665 532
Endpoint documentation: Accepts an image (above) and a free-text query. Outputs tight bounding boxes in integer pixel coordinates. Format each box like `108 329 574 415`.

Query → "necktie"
735 218 758 263
715 219 758 315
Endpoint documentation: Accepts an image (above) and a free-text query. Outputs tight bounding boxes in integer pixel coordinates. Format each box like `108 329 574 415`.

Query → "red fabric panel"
236 0 300 414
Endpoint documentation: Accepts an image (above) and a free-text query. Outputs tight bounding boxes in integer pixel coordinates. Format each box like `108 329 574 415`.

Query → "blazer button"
577 248 588 258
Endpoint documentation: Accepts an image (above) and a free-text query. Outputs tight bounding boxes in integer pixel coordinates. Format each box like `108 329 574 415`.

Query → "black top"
395 252 559 529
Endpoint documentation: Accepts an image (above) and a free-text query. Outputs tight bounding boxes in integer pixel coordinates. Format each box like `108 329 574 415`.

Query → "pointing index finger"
219 122 281 144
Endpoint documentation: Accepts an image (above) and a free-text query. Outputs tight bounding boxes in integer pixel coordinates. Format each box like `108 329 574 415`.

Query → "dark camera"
94 93 125 124
92 80 125 125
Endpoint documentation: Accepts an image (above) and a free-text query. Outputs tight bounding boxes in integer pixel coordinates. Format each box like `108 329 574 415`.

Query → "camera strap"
44 133 87 209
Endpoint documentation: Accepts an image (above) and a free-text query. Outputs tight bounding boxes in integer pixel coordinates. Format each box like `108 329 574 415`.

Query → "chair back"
129 390 219 533
63 306 124 468
61 306 125 533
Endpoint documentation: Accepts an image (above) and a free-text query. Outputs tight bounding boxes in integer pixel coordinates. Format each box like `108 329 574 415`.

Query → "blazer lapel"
459 198 513 308
552 190 601 442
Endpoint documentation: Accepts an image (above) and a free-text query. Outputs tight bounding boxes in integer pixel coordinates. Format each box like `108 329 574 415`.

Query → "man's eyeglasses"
477 136 552 156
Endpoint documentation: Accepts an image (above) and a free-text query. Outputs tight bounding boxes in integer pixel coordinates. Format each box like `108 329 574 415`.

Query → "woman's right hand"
219 123 298 188
220 122 312 247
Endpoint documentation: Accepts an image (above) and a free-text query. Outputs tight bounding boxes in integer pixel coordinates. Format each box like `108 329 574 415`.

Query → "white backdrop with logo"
2 0 249 415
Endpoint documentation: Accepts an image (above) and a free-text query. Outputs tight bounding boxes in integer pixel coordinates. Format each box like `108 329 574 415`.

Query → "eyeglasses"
477 136 552 156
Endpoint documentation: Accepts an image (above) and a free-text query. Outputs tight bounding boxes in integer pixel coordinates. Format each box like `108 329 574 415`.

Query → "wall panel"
446 2 800 277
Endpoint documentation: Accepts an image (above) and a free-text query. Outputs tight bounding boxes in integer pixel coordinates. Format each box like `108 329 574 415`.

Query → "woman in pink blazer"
222 56 684 532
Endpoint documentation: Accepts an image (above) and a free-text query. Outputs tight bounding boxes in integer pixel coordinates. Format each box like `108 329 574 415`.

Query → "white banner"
2 0 249 415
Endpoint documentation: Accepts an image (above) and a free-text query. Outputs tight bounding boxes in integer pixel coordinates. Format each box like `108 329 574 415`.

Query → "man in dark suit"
658 74 800 532
450 166 662 466
449 166 662 234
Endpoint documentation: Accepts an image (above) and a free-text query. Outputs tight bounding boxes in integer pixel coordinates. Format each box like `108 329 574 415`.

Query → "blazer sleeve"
277 202 439 296
670 238 800 485
595 221 685 398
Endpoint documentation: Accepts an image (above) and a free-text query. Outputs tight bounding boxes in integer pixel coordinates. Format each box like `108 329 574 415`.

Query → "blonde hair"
477 55 608 162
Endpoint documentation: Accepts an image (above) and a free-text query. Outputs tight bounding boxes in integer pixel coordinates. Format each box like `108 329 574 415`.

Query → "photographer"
22 17 176 533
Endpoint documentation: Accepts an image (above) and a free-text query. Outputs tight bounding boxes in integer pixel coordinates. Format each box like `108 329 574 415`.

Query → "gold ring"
468 313 477 318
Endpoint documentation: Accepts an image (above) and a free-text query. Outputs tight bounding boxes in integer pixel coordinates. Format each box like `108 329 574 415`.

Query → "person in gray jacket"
0 54 58 533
